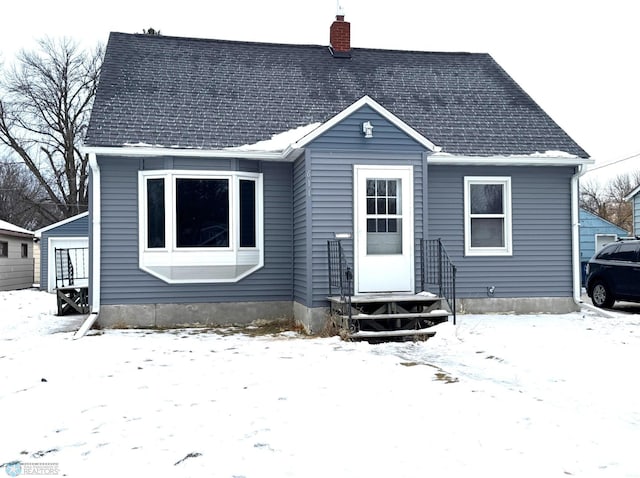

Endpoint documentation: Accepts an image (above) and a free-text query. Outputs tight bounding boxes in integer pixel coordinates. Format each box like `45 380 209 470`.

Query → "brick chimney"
330 14 351 57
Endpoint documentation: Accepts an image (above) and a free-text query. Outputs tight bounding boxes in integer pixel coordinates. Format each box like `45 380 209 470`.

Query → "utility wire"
587 152 640 172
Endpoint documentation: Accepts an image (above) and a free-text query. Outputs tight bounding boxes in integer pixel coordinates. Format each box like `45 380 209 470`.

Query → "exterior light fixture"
362 121 373 138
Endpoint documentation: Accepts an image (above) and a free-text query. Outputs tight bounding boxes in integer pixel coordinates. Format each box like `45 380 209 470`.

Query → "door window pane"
176 178 229 248
366 178 402 255
367 219 402 254
366 180 375 196
147 178 165 248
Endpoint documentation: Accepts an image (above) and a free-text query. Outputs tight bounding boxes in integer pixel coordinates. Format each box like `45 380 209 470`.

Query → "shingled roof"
85 31 589 158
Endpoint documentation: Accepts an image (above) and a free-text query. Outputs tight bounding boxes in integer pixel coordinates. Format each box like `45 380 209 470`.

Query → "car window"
597 244 619 260
609 243 640 262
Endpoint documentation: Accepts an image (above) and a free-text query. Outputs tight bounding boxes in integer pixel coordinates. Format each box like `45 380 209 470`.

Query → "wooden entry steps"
328 293 450 341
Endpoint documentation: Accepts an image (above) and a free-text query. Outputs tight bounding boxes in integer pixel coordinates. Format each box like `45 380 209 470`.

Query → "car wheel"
591 281 614 308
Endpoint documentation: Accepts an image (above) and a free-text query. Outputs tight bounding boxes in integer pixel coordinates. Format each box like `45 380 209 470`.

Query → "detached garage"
35 213 89 293
0 219 34 291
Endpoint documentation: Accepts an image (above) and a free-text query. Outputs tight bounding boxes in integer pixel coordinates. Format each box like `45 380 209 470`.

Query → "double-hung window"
139 170 263 283
464 176 512 256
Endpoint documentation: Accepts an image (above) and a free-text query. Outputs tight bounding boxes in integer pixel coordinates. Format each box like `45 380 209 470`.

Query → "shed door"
354 165 414 293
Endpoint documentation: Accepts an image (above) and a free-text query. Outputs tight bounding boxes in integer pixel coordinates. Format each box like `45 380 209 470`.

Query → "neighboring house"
0 219 34 291
83 14 593 332
624 184 640 236
578 208 628 284
35 213 89 293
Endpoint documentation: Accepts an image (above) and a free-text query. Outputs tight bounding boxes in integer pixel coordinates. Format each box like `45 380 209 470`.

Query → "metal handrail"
420 239 457 324
55 247 89 289
327 239 353 323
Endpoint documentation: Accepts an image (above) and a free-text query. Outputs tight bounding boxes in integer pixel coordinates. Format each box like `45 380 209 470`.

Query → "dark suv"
586 238 640 308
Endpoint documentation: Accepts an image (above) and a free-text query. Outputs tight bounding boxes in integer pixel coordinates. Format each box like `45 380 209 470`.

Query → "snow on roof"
0 219 33 236
528 150 579 158
225 123 322 152
119 123 323 153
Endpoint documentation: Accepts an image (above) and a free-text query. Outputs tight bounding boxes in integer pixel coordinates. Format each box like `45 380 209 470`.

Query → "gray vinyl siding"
310 105 426 151
633 195 640 236
307 150 424 307
302 106 428 307
292 154 308 305
0 234 34 291
97 155 293 305
39 214 89 291
428 165 575 298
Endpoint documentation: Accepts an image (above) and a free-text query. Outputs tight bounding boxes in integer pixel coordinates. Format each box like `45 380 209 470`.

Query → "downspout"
571 164 585 307
74 152 101 339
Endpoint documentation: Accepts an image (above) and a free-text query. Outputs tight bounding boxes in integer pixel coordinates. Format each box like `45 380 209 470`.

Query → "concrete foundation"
456 297 579 314
293 301 330 335
97 301 293 329
95 296 579 332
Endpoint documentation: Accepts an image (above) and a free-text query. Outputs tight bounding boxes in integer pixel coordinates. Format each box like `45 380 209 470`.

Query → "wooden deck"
56 286 89 315
328 293 450 341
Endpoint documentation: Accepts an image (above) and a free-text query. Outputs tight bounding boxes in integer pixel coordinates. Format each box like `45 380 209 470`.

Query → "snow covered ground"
1 288 639 477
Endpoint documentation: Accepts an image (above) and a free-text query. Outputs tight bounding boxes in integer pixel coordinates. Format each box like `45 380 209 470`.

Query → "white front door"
354 165 414 293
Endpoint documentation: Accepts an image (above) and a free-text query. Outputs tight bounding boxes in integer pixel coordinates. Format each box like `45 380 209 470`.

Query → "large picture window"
139 170 263 283
176 178 229 248
464 177 512 256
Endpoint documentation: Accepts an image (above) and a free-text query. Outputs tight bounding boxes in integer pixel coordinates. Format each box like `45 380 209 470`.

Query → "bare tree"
0 159 50 229
580 177 609 219
0 38 103 220
580 170 640 232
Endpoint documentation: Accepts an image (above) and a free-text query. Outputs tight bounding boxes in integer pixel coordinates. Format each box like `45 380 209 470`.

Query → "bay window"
139 170 263 283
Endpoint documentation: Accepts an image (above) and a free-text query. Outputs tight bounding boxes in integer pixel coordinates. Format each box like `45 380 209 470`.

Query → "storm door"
354 165 414 293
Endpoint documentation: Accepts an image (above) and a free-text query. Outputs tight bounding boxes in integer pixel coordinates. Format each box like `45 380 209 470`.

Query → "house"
35 213 89 293
578 208 628 284
0 219 34 291
624 185 640 236
83 14 593 333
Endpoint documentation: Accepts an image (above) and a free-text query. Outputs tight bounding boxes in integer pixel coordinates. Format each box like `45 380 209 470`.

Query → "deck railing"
55 247 89 289
420 239 457 324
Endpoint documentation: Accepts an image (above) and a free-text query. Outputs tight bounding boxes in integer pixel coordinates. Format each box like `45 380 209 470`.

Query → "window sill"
465 249 513 257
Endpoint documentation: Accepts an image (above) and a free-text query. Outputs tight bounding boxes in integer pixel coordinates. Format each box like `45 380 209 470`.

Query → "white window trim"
138 169 264 283
594 234 617 252
464 176 512 257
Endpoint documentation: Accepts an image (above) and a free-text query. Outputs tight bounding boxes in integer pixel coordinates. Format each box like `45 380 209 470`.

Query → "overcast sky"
1 0 638 182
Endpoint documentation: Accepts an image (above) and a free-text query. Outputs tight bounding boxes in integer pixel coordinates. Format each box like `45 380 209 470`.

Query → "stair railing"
420 239 457 324
327 238 353 323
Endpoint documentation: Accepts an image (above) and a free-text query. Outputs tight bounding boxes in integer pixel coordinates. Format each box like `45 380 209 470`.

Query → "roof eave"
0 229 33 238
34 211 89 238
624 184 640 201
82 145 301 162
428 153 594 167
